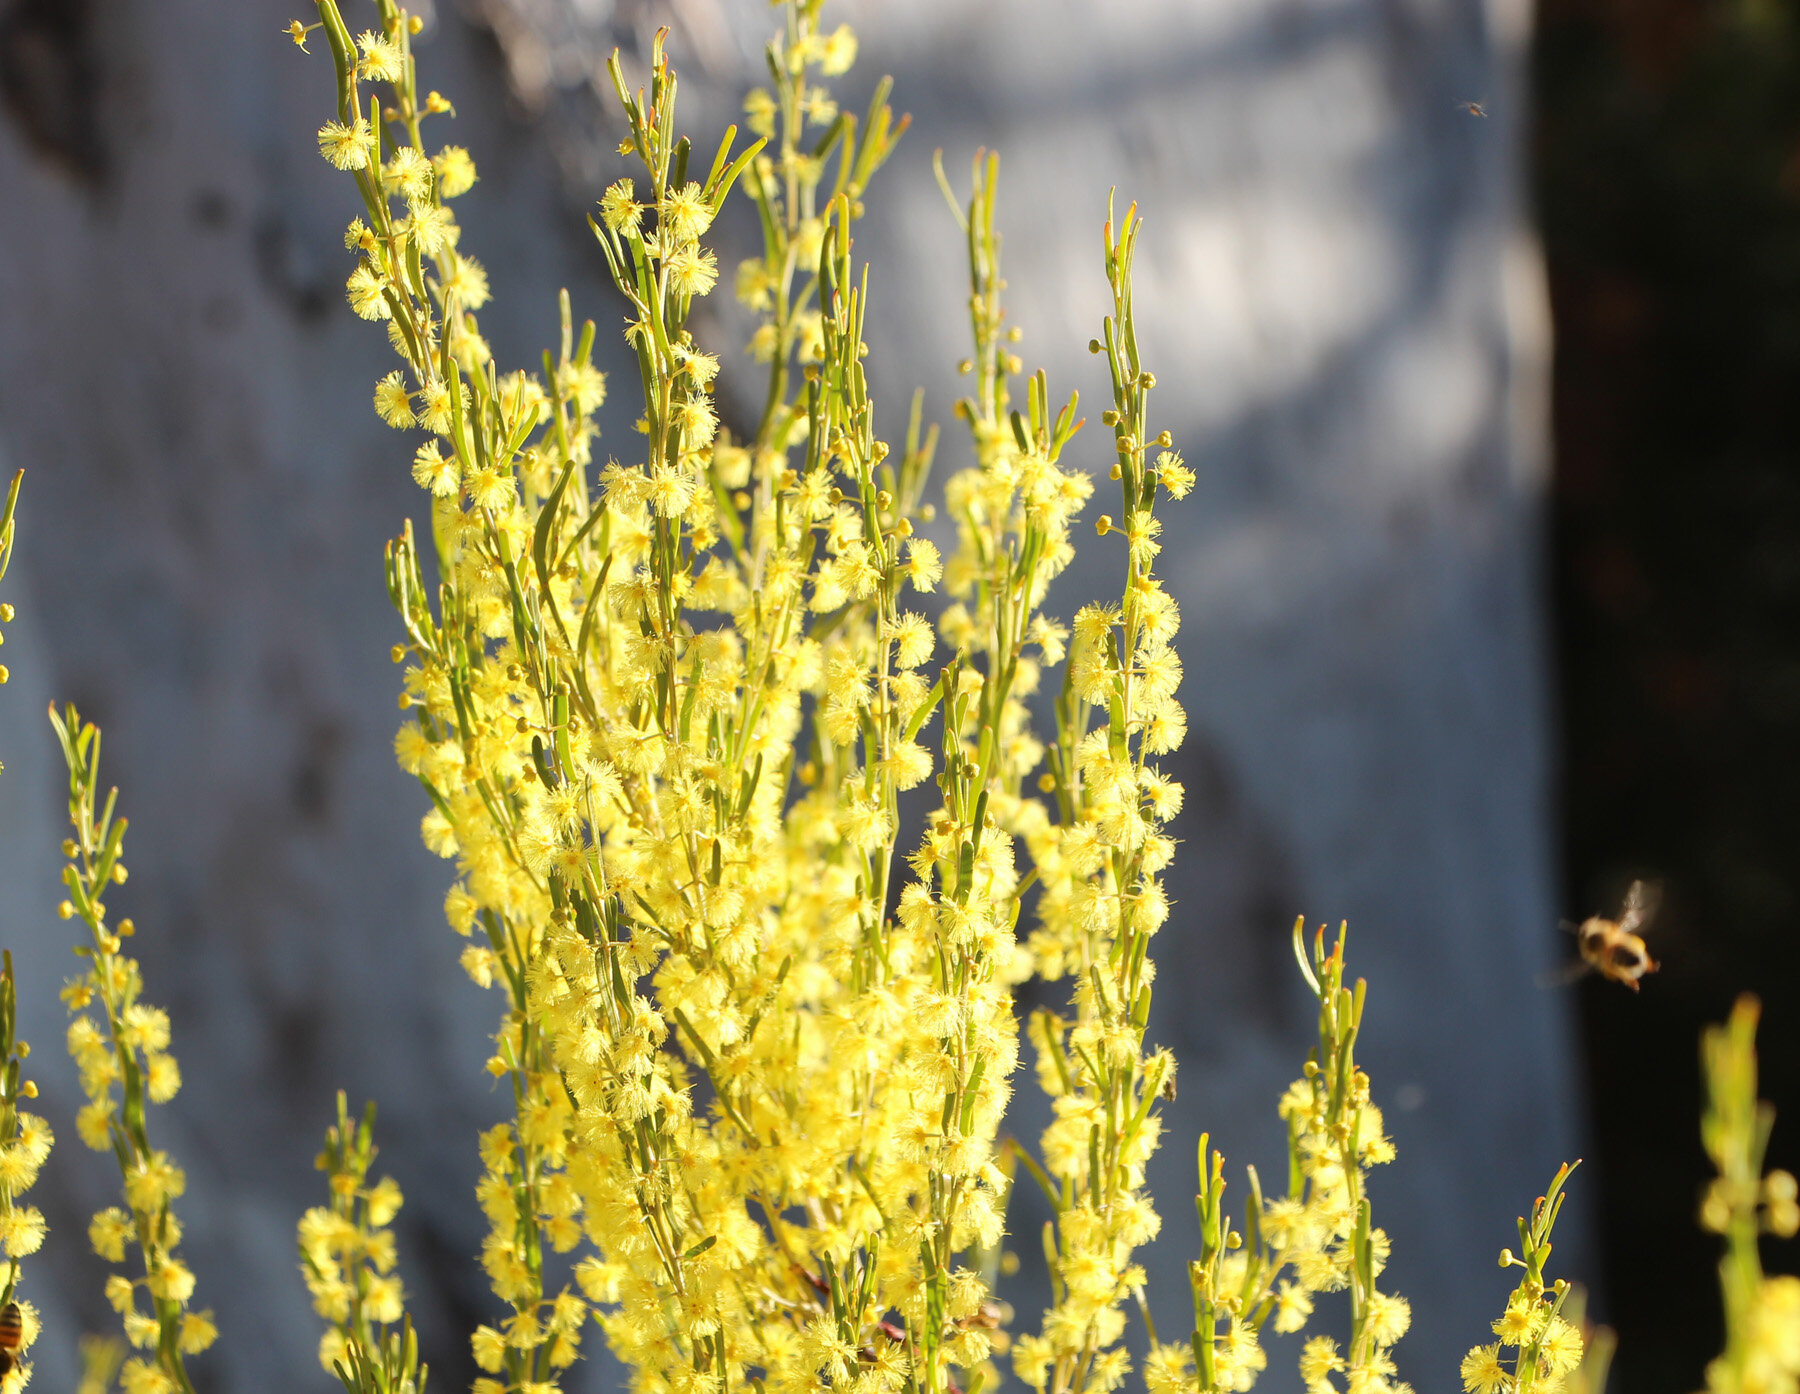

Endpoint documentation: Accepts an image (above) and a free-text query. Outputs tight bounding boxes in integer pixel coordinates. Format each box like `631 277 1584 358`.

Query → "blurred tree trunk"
0 0 1576 1389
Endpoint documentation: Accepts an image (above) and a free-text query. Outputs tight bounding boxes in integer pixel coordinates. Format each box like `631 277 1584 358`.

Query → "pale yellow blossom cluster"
1696 997 1800 1394
50 708 215 1394
298 1093 412 1378
307 2 1030 1391
1707 1278 1800 1394
0 480 41 1394
0 951 49 1394
996 194 1192 1394
1268 943 1408 1394
1128 928 1413 1394
1457 1162 1583 1394
307 0 1200 1390
294 10 1592 1394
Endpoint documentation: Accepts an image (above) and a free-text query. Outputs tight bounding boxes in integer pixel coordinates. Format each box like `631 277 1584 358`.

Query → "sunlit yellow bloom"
1460 1344 1510 1394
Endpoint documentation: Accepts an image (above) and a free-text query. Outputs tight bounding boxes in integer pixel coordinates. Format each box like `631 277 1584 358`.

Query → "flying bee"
0 1299 22 1375
1567 879 1662 991
1459 100 1488 118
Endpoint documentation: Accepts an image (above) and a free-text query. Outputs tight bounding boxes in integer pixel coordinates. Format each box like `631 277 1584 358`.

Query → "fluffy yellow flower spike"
1698 997 1800 1394
0 951 49 1394
1163 928 1411 1394
299 1093 417 1379
1460 1162 1582 1394
50 706 214 1394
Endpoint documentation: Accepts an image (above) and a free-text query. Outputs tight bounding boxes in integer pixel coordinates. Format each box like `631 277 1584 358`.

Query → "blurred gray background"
0 0 1580 1388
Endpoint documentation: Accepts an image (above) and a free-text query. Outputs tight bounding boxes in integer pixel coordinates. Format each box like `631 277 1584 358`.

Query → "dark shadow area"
0 0 105 183
1537 0 1800 1388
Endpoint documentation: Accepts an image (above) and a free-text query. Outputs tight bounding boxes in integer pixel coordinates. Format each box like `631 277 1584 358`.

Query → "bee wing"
1536 958 1593 990
1618 879 1663 937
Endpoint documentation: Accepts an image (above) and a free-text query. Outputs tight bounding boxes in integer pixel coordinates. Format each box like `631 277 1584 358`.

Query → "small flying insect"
1459 101 1489 118
0 1299 22 1375
1553 879 1662 992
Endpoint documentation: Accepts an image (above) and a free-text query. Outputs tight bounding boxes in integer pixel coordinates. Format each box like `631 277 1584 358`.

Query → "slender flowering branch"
299 1093 421 1386
1458 1164 1584 1394
51 708 215 1394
